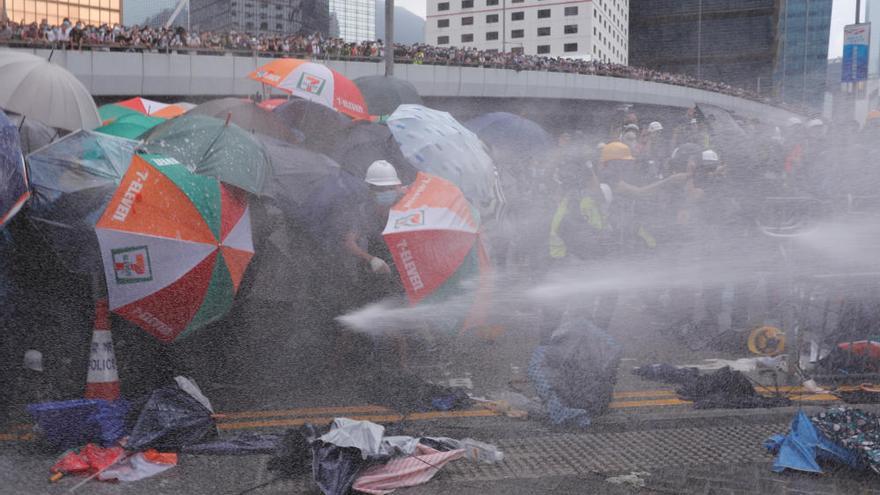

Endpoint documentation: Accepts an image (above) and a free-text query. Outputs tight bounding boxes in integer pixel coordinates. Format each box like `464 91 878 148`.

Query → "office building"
124 0 177 26
330 0 375 42
190 0 329 36
629 0 832 110
425 0 629 63
4 0 122 26
774 0 833 110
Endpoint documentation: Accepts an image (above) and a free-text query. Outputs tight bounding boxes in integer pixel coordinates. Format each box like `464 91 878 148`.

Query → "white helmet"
365 160 402 186
23 349 43 372
702 149 720 162
648 121 663 133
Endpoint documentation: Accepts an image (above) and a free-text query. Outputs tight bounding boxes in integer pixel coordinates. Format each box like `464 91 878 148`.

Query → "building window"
487 0 499 4
537 26 550 36
511 0 523 3
511 11 524 21
462 16 473 25
438 18 449 28
461 33 474 42
438 2 450 11
260 21 268 30
276 23 282 30
511 29 524 39
564 24 578 34
537 9 550 19
565 6 578 16
462 0 473 8
486 31 499 40
438 35 450 44
537 45 550 54
486 14 499 23
564 43 578 52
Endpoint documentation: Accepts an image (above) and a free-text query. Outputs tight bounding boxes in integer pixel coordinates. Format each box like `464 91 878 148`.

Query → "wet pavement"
1 290 877 493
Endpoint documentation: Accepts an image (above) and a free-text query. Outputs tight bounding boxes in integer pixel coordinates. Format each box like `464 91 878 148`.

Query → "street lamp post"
385 0 394 76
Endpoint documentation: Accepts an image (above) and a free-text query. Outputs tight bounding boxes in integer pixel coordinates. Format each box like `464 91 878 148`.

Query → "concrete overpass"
1 47 803 124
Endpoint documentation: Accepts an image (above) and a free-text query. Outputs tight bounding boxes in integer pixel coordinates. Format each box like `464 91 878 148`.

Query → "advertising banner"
843 23 871 83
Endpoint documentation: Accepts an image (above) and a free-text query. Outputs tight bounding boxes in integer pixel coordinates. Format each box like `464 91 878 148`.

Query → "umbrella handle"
49 472 64 483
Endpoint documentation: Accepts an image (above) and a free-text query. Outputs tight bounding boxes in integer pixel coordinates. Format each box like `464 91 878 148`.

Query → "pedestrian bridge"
2 46 801 123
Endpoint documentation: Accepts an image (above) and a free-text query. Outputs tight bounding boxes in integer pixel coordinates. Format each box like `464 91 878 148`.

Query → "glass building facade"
630 0 831 110
329 0 374 42
123 0 177 26
4 0 122 26
190 0 329 36
774 0 832 109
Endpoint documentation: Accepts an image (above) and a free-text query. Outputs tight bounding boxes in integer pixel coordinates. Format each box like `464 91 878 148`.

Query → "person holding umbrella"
343 160 406 292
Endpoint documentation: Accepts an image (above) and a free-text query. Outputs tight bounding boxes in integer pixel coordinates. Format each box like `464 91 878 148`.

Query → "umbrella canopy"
126 379 216 451
258 135 340 214
382 172 491 306
95 154 254 342
258 98 288 111
141 114 271 195
0 51 100 131
273 98 351 155
353 75 423 116
0 110 29 227
96 113 166 139
330 121 415 182
387 105 497 205
188 97 302 144
99 97 187 123
27 130 138 272
6 111 59 154
249 58 369 120
465 112 553 166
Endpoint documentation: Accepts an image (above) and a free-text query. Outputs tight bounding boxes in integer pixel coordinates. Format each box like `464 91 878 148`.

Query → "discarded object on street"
50 443 125 482
676 366 791 409
812 407 880 474
838 340 880 360
457 438 505 464
28 399 129 451
528 314 621 427
352 444 465 495
319 418 386 459
766 410 863 474
98 449 177 482
126 377 217 451
184 432 283 455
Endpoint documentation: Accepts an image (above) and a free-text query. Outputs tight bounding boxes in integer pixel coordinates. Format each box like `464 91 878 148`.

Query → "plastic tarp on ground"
767 410 862 473
27 399 129 450
126 378 216 452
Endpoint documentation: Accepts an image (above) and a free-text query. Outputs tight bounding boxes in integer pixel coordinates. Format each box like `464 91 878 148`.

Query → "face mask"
374 190 399 206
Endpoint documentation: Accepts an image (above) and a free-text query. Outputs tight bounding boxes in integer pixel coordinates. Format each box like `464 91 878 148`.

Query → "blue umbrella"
26 130 137 273
0 110 29 228
465 112 553 166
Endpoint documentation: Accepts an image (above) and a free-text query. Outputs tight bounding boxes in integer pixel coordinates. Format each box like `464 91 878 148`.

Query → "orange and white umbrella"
248 59 369 120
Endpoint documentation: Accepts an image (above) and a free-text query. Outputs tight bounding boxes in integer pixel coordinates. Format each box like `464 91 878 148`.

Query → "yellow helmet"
600 141 634 163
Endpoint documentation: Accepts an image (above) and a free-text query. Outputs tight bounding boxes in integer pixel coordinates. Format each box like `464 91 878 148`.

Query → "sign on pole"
842 23 871 83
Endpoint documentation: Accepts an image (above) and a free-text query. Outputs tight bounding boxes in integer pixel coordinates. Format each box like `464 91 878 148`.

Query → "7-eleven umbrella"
248 59 369 120
99 98 187 124
382 173 492 316
95 154 254 342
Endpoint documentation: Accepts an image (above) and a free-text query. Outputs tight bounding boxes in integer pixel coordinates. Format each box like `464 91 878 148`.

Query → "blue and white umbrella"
0 110 28 228
387 104 498 205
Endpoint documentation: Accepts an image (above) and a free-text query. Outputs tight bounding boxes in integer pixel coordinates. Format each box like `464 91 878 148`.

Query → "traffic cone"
85 298 120 400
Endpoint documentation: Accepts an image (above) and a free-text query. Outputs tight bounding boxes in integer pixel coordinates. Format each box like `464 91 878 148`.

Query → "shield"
387 105 498 205
187 97 302 144
382 173 491 308
249 58 369 120
0 110 29 227
0 51 100 131
140 114 271 195
95 154 254 342
96 113 166 140
353 75 423 116
26 130 138 272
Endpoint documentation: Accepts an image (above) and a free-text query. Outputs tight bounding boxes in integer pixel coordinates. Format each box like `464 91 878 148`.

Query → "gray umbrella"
188 97 303 144
353 76 423 116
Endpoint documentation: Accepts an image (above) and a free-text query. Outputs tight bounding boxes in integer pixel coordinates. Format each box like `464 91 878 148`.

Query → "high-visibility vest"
549 195 607 259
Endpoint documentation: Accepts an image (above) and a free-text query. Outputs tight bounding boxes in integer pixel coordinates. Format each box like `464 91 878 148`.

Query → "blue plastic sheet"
27 399 129 450
769 411 863 474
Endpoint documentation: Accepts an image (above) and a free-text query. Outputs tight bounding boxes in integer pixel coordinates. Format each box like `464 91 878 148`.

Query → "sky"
391 0 859 60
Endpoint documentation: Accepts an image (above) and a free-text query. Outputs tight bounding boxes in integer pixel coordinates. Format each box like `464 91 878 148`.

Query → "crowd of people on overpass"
0 17 791 110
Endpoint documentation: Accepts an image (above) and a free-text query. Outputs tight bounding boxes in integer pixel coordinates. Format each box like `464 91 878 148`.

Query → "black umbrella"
353 75 423 116
273 99 350 156
187 97 303 144
126 381 217 452
329 121 415 182
257 134 341 215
